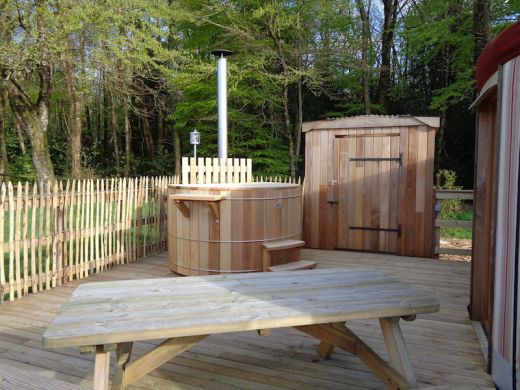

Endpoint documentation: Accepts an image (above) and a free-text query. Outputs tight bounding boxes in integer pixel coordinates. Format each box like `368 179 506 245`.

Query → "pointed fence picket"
182 157 253 184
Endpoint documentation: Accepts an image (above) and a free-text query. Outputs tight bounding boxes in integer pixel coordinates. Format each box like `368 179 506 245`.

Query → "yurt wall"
470 89 498 334
471 21 520 390
303 115 439 258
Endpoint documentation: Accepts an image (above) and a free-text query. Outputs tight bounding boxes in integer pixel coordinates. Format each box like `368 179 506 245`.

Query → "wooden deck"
0 250 493 389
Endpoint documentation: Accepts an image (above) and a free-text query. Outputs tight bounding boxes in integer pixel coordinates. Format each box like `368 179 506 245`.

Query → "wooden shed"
470 21 520 390
303 115 439 258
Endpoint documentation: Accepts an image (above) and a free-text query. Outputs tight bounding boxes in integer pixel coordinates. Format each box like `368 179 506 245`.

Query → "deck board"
0 251 493 389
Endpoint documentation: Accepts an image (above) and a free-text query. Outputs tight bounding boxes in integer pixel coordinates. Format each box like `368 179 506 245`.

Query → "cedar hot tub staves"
167 182 303 275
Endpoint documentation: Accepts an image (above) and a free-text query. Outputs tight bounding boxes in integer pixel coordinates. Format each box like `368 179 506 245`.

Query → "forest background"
0 0 518 187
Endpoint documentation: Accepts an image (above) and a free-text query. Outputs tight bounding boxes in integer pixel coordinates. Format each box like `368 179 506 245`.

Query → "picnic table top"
43 267 439 348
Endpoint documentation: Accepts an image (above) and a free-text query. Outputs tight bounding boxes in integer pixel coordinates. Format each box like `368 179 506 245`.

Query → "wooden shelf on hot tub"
170 193 225 219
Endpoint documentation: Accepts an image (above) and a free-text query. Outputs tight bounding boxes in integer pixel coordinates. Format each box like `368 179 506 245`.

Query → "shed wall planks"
304 118 437 258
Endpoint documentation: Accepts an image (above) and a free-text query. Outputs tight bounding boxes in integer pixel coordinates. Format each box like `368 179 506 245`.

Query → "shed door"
336 133 401 252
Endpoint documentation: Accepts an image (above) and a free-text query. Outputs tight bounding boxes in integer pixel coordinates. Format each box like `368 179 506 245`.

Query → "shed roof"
302 115 440 132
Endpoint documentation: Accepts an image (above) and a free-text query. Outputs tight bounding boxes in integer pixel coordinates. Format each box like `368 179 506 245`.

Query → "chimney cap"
211 49 234 57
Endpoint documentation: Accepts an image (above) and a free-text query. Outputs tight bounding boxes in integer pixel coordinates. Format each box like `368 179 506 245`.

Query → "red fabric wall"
477 22 520 91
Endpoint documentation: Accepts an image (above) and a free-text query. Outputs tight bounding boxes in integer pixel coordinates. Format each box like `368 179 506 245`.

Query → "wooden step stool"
261 239 317 272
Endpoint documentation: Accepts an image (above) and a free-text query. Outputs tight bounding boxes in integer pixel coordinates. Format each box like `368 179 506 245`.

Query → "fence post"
0 184 5 302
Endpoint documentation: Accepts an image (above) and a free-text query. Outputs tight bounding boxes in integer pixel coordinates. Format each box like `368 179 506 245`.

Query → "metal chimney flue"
211 49 234 159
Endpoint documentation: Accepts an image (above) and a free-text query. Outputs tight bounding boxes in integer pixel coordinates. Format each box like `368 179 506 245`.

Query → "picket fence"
182 157 252 184
0 176 178 302
0 172 302 302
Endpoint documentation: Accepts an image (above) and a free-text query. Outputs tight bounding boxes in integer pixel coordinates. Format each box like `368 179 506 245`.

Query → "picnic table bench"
43 268 439 390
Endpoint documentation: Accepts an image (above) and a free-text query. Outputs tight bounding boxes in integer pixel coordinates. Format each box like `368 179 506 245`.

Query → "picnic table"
43 268 439 390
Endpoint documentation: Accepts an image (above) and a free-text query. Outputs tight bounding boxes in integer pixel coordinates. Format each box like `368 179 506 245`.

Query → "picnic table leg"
379 317 417 386
120 335 206 388
93 345 111 390
112 342 133 390
295 322 410 390
318 341 334 359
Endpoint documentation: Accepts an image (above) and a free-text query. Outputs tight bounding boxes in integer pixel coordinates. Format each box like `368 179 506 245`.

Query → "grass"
1 199 163 301
440 209 473 240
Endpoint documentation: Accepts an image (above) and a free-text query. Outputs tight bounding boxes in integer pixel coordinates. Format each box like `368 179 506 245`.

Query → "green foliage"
436 169 472 239
324 103 385 119
0 0 518 184
440 209 473 239
5 131 35 182
435 169 463 220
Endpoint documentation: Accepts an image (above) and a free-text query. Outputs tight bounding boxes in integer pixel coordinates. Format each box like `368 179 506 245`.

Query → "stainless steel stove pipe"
211 49 233 159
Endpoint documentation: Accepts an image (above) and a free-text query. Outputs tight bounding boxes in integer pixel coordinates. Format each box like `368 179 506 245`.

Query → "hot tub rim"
168 182 301 191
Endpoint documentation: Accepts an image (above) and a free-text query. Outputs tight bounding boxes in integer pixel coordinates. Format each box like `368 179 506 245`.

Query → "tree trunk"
86 104 95 145
0 93 9 182
436 0 463 166
283 87 296 178
267 12 298 178
14 121 26 154
64 62 83 178
2 65 55 182
98 87 104 147
295 78 303 159
173 124 181 177
436 110 447 170
141 105 155 159
157 104 165 152
473 0 490 64
124 103 131 177
377 0 398 110
356 0 371 114
110 91 121 175
294 5 303 161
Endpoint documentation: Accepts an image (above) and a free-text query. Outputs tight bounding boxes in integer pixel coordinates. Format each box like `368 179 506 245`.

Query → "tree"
378 0 398 110
473 0 490 63
0 1 56 182
0 0 517 185
0 92 9 182
356 0 371 115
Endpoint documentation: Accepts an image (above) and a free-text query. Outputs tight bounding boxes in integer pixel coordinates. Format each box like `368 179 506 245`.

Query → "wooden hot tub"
167 182 302 275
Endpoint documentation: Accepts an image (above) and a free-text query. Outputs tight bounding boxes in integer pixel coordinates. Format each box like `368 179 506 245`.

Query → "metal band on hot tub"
174 264 262 273
168 231 302 244
173 194 302 201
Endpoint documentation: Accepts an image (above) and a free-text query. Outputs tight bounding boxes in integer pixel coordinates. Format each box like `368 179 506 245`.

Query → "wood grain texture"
335 130 400 253
379 317 416 385
42 267 439 348
304 121 437 257
296 322 411 390
0 364 88 390
0 250 494 389
470 91 497 333
168 183 303 276
182 157 252 184
303 116 440 132
267 259 317 272
93 346 110 390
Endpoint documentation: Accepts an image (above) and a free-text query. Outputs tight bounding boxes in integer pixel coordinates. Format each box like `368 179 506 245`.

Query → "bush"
435 169 463 219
